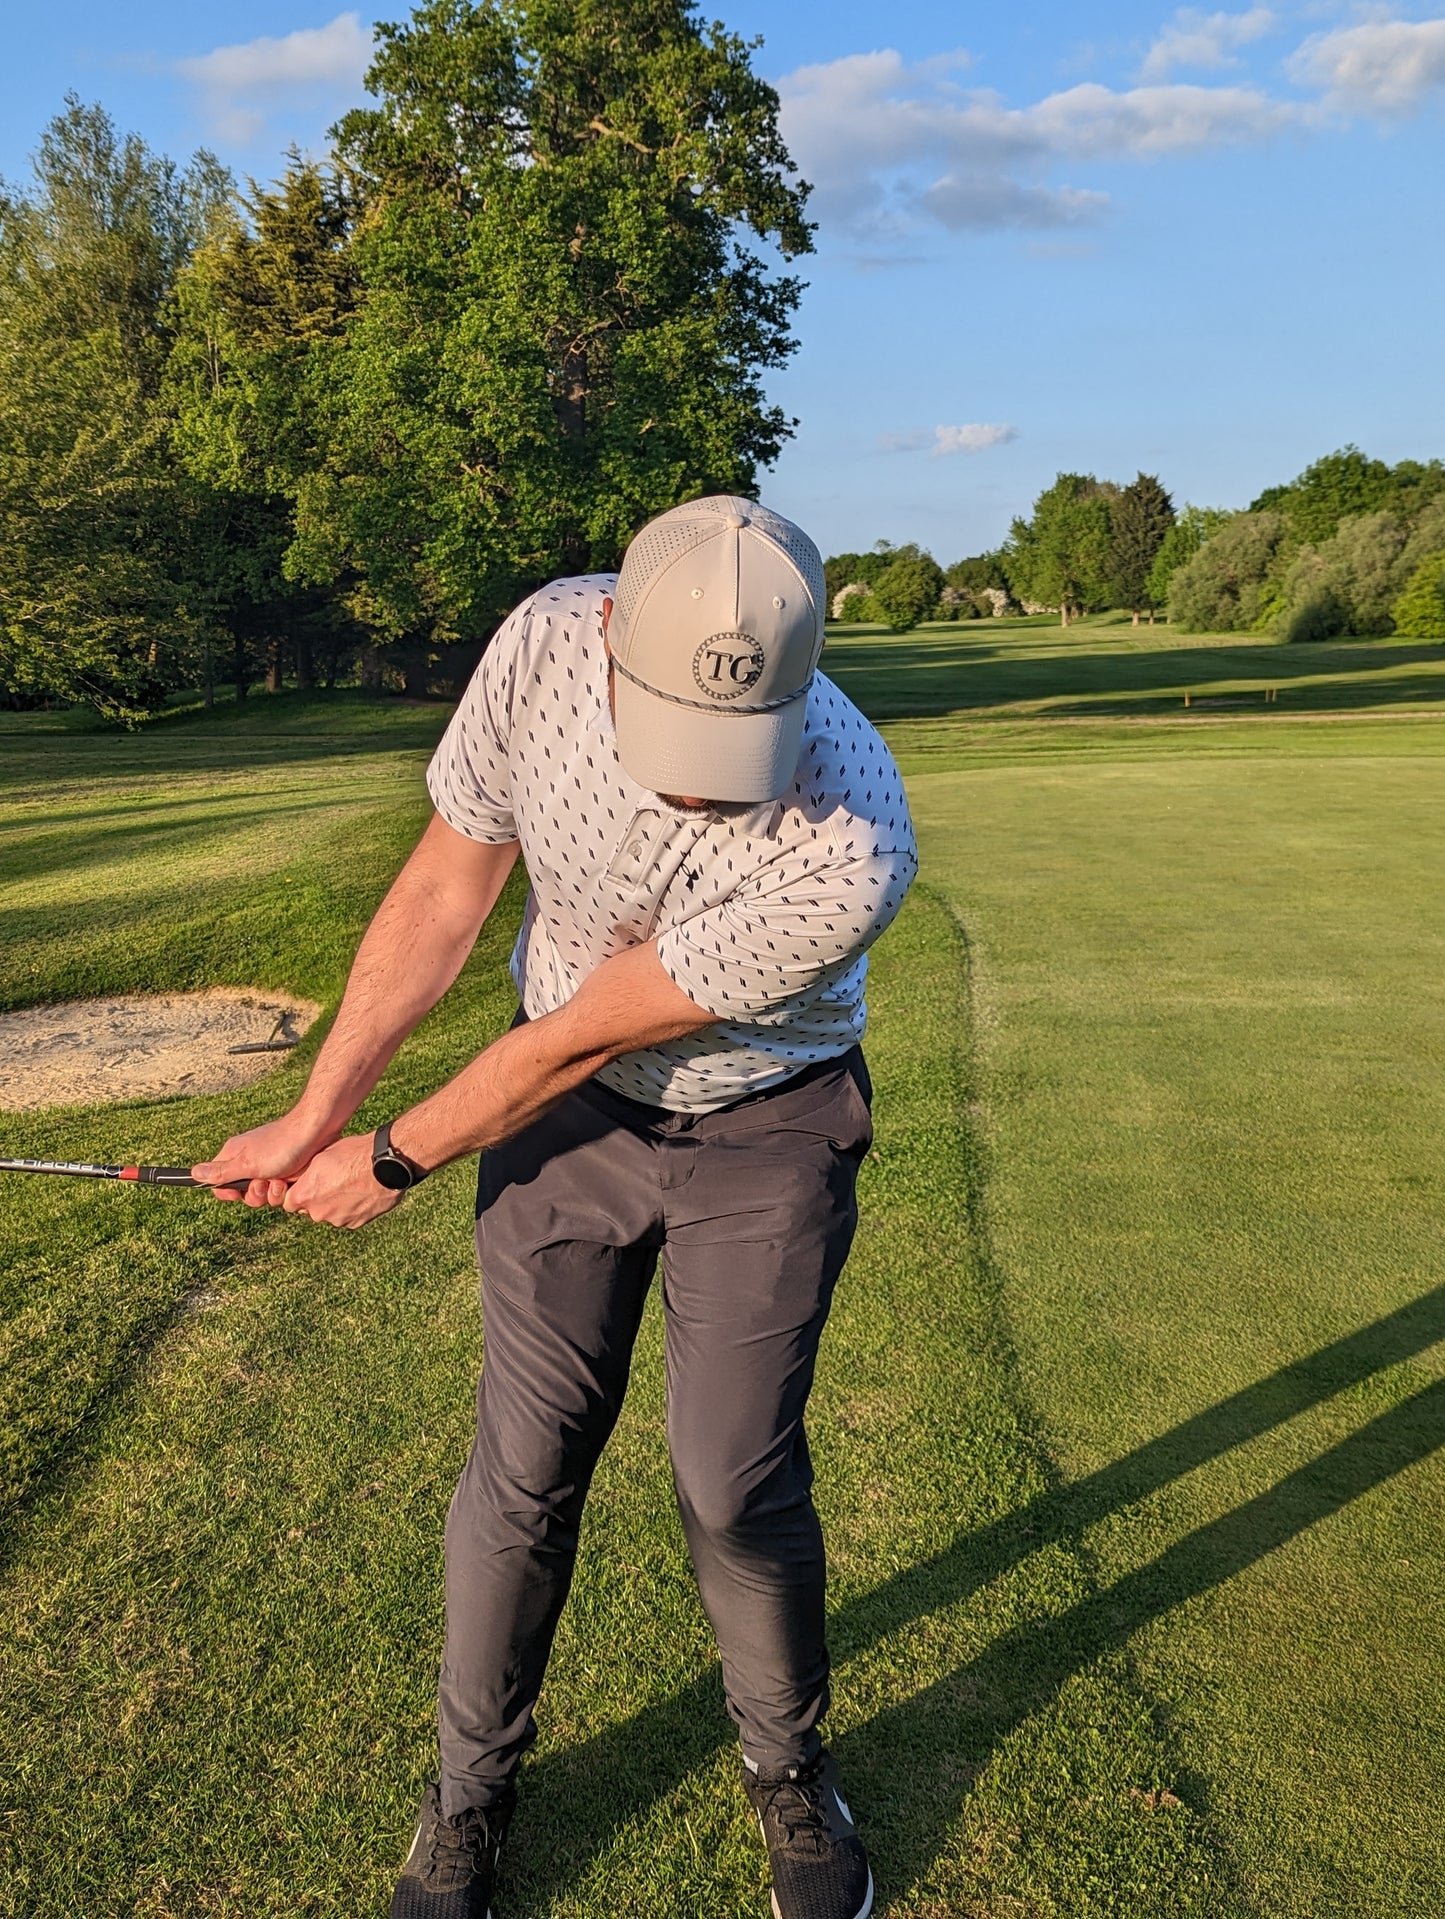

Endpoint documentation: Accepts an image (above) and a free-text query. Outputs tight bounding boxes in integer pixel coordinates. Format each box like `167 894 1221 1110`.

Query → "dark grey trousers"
436 1045 873 1816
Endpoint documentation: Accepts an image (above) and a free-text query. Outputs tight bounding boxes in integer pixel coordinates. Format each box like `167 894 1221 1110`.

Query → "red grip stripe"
119 1166 139 1180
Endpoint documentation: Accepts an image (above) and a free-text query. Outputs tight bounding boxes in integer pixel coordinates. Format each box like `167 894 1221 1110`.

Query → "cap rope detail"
612 656 812 717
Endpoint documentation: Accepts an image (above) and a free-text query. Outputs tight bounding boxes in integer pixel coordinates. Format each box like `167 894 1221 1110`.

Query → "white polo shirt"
427 574 917 1112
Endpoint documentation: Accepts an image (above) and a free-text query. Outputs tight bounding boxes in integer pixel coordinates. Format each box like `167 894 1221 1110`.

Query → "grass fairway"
2 618 1442 1914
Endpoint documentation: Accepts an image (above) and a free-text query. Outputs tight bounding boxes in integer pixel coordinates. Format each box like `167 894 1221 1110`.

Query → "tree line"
828 449 1445 638
0 0 811 721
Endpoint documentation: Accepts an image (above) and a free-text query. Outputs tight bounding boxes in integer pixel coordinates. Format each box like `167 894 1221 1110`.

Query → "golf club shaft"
0 1157 244 1192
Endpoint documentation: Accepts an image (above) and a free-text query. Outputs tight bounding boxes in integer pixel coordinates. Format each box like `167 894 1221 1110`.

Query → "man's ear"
601 596 613 656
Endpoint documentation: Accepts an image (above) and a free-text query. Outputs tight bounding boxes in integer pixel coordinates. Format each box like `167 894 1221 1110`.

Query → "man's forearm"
387 940 714 1171
294 826 521 1140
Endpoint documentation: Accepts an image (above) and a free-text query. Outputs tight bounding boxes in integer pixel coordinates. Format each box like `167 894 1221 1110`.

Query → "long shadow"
0 1223 267 1576
825 637 1445 723
502 1286 1445 1907
0 711 449 800
838 1372 1445 1902
0 798 381 893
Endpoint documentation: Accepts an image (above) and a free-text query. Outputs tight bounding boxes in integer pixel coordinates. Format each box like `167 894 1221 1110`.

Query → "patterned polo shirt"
427 573 917 1112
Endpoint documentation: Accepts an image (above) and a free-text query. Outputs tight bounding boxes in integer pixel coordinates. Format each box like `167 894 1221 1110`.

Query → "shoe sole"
770 1866 873 1919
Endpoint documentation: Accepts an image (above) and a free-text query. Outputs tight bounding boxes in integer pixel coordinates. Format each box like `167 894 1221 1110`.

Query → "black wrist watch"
371 1120 428 1192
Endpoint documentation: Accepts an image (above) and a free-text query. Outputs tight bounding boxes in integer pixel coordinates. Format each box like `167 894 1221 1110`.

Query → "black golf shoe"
743 1750 874 1919
390 1781 515 1919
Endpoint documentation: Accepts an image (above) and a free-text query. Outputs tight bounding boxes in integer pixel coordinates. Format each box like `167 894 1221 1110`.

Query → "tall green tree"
0 99 228 717
167 159 362 698
822 544 896 607
1146 505 1229 614
870 551 943 631
1391 553 1445 638
1108 471 1174 623
1252 446 1445 546
1166 510 1288 633
1005 474 1116 626
269 0 812 686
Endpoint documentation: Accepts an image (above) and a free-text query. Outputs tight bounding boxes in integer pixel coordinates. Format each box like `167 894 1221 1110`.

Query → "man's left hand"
281 1134 407 1230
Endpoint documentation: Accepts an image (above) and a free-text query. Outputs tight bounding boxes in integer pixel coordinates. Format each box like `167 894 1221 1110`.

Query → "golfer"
196 497 916 1919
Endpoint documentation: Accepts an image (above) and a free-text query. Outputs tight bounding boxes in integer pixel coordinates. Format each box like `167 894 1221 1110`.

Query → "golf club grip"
0 1158 249 1195
134 1166 249 1196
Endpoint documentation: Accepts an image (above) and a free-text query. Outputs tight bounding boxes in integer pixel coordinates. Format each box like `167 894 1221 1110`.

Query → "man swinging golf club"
195 496 916 1919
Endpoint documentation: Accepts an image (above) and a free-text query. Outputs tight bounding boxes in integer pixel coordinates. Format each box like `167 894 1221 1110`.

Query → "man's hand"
192 1112 338 1208
279 1134 405 1230
193 1118 404 1229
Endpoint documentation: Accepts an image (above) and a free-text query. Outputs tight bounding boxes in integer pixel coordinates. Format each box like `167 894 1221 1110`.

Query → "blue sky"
4 2 1444 560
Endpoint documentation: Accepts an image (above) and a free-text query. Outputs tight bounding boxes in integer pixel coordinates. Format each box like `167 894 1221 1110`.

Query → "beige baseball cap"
608 495 827 802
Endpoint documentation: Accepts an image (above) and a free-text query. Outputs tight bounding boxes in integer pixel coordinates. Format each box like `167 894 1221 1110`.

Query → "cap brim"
612 672 807 803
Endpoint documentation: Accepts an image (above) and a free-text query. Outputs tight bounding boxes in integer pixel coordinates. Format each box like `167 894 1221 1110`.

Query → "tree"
823 546 895 606
0 99 228 718
1166 511 1287 632
278 0 812 685
1397 496 1445 585
1391 553 1445 638
828 586 867 621
1004 473 1116 625
167 159 362 698
1274 510 1411 642
941 552 1010 617
1146 505 1229 614
870 552 943 631
1252 446 1445 546
1108 472 1174 623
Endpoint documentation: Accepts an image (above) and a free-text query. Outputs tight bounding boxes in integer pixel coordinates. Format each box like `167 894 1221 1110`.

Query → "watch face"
372 1153 414 1192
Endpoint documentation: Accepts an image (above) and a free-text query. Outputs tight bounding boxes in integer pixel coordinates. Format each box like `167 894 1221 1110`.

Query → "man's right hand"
192 1113 339 1208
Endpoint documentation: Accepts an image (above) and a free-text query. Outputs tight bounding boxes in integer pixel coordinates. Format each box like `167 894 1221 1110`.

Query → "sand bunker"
0 990 321 1112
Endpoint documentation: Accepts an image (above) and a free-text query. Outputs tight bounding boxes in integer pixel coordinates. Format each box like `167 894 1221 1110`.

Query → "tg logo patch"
693 633 766 701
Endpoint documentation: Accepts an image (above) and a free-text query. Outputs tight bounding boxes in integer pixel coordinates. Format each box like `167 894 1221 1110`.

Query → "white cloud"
1288 17 1445 115
777 50 1302 240
1140 9 1276 83
1017 80 1296 155
879 423 1019 456
931 423 1019 456
176 12 374 145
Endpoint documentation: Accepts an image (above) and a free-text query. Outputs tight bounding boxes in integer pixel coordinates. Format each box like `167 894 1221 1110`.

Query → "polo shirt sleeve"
656 837 919 1024
426 604 525 843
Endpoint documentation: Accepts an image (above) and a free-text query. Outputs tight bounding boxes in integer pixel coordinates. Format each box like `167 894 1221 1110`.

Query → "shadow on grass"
505 1283 1445 1907
0 693 453 799
825 636 1445 723
0 1219 268 1576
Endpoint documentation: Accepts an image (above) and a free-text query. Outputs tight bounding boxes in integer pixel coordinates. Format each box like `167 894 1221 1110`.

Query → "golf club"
0 1156 247 1194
